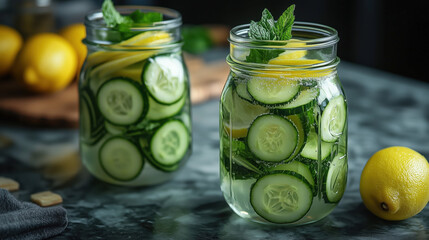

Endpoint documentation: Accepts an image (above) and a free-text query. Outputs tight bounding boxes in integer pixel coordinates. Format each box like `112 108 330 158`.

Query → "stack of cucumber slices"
221 74 348 224
80 53 190 182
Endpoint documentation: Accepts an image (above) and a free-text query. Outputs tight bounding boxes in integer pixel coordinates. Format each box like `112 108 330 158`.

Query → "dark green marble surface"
0 61 428 239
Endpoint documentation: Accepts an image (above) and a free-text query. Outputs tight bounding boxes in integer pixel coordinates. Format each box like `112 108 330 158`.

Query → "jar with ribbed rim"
79 6 191 186
220 22 347 225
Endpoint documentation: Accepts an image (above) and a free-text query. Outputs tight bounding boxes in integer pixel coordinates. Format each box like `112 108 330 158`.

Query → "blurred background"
0 0 427 82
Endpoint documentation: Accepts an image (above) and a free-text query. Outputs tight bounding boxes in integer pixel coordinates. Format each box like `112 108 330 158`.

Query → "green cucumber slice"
247 76 300 105
300 130 334 161
99 137 144 181
269 161 315 192
275 88 319 115
142 55 186 105
150 120 190 166
321 95 346 142
247 114 298 162
104 121 127 135
97 78 148 126
285 114 309 162
146 95 185 121
235 80 253 102
80 89 105 145
323 155 347 203
250 172 313 224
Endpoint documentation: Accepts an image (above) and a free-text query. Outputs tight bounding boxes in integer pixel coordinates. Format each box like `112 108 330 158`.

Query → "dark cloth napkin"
0 189 68 240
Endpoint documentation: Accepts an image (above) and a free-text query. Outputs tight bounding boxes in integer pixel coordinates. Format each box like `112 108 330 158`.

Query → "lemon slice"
272 39 307 61
86 31 173 67
90 51 155 80
111 63 143 82
222 85 268 138
87 51 123 66
268 58 331 78
119 31 172 46
265 38 332 78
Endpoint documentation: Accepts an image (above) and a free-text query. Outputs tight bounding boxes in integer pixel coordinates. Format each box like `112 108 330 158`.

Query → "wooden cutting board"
0 55 229 128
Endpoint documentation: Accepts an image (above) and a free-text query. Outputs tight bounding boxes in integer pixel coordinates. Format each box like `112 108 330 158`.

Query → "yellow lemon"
360 146 429 221
13 33 77 93
59 23 87 75
0 25 23 77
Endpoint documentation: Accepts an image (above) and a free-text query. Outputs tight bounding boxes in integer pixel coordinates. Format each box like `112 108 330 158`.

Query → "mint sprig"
102 0 132 27
101 0 163 40
246 5 295 63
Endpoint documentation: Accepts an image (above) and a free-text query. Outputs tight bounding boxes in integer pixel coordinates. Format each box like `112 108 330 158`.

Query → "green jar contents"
79 1 191 186
220 6 347 225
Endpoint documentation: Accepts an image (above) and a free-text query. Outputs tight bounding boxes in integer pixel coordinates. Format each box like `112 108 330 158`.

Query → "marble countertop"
0 61 428 239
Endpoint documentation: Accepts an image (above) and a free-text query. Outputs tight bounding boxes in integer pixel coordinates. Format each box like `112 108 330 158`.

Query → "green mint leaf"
246 6 296 63
102 0 132 27
249 20 271 40
129 10 163 24
101 0 163 41
259 9 277 39
275 4 295 40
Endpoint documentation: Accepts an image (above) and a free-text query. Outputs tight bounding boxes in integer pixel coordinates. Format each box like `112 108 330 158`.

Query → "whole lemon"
59 23 87 76
0 25 23 77
13 33 77 93
360 146 429 221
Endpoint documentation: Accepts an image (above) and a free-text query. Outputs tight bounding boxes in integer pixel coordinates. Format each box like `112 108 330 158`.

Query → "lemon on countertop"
0 25 23 77
59 23 87 75
360 146 429 221
13 33 77 93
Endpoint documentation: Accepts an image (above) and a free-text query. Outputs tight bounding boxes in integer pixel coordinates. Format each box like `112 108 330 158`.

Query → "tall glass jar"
220 22 347 225
79 6 191 186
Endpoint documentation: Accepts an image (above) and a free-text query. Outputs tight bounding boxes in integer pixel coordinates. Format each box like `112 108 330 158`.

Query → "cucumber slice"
275 88 319 115
146 95 185 121
323 155 347 203
300 130 334 161
150 120 190 166
321 95 346 142
80 89 105 145
104 121 127 135
235 80 253 102
247 76 300 105
269 161 315 192
247 114 298 162
97 78 148 126
99 137 144 181
285 114 309 162
142 55 186 105
250 172 313 224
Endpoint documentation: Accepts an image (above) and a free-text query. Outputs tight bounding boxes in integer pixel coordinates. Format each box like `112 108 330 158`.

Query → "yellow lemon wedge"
13 33 77 93
360 146 429 221
0 25 23 77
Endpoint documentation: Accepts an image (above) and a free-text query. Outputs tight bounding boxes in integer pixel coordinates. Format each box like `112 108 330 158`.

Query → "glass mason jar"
79 6 192 186
220 22 347 225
